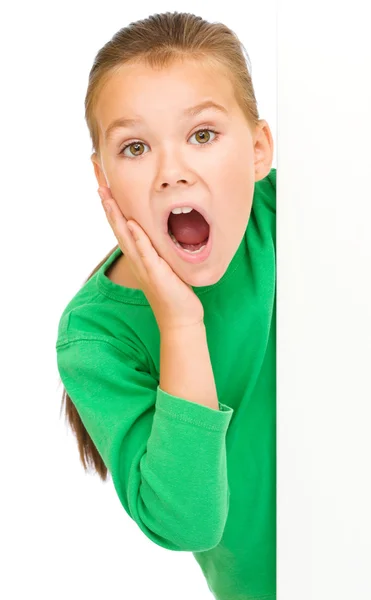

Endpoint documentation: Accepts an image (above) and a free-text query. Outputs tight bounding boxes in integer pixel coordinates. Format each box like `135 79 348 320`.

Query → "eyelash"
118 127 220 160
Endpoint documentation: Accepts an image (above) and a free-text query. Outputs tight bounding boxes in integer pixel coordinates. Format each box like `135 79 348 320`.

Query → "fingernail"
97 188 104 201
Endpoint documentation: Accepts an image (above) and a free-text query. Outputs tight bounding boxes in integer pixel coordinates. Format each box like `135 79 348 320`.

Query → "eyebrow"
104 100 229 142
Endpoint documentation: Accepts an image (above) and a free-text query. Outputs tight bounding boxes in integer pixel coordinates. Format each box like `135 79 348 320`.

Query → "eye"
119 128 219 159
189 128 217 145
120 141 148 159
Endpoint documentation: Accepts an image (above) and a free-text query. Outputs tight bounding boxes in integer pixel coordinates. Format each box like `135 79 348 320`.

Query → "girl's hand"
98 186 205 333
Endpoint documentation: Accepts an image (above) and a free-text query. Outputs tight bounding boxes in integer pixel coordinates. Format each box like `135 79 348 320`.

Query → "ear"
253 120 274 182
91 152 109 188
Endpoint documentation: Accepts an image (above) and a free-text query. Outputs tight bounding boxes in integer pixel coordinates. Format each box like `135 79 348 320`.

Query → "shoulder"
255 167 276 213
266 167 276 193
248 167 276 250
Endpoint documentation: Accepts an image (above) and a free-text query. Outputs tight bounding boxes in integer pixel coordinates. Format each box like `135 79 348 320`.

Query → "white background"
277 1 371 598
1 0 370 598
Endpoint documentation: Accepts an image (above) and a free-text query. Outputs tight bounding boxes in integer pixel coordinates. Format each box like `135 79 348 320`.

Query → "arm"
57 331 232 551
160 322 219 411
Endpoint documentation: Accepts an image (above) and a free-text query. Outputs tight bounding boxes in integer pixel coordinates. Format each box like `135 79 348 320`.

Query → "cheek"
215 158 249 195
227 151 254 188
213 159 254 214
112 176 145 208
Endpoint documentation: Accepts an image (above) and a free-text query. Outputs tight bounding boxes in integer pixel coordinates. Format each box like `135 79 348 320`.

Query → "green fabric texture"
56 168 276 600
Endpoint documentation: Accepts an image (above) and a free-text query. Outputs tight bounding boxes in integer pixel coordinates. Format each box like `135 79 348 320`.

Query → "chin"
182 265 228 289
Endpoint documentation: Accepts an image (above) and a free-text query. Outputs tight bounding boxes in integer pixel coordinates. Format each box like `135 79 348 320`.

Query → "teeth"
171 206 194 214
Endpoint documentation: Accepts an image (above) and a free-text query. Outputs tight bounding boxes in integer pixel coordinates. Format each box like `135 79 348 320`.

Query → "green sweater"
56 168 276 600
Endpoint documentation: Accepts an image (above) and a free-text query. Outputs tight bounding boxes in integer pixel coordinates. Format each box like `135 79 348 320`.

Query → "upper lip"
162 202 212 234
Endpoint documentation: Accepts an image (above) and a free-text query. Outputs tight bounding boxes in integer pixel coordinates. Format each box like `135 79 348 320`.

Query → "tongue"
168 210 209 250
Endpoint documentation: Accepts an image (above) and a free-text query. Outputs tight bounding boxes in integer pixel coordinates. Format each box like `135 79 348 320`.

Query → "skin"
91 57 274 289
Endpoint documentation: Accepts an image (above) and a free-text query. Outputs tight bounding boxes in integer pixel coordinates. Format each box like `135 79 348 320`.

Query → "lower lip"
166 229 213 264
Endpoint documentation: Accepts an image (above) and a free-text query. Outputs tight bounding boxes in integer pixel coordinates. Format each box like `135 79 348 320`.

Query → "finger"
126 220 162 274
102 199 130 248
98 189 133 247
97 188 148 280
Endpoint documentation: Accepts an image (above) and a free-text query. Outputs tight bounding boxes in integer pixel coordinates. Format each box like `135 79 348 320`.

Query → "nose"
154 146 193 190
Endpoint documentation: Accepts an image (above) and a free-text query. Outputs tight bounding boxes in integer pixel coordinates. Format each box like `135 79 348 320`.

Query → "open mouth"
167 208 210 254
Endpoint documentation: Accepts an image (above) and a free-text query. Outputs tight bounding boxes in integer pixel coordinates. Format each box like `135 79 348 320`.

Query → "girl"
56 11 276 600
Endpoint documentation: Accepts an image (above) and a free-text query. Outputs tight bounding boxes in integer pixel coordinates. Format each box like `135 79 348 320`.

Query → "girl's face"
92 58 273 287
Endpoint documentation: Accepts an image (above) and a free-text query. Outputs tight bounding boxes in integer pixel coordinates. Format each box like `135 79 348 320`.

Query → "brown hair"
59 11 261 481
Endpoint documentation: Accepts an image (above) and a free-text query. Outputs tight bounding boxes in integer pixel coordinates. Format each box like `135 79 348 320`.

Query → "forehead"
95 58 237 132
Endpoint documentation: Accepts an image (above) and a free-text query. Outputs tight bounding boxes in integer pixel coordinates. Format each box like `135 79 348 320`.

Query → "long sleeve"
56 335 234 552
